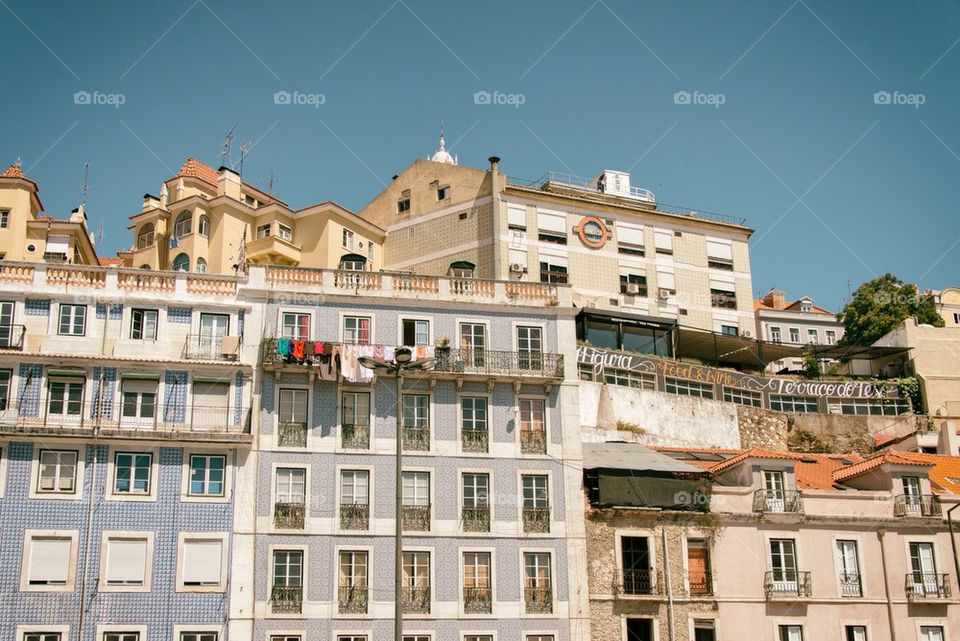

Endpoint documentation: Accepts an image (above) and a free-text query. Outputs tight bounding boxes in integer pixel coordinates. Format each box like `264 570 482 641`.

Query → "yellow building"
119 158 385 274
0 160 98 265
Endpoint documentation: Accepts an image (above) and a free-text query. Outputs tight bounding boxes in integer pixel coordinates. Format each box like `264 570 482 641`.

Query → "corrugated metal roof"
582 442 707 475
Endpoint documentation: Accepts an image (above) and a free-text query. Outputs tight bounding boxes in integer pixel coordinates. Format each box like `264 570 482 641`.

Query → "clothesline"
274 340 436 383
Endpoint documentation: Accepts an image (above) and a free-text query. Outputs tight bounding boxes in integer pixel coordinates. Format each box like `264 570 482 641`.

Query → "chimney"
938 420 959 456
488 156 500 173
142 193 160 212
69 205 86 224
217 166 242 200
763 288 786 310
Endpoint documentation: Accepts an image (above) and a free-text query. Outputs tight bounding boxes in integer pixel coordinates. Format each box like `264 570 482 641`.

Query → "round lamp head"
395 347 413 364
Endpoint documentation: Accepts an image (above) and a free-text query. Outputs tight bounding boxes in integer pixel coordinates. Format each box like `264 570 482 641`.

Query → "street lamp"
358 346 435 641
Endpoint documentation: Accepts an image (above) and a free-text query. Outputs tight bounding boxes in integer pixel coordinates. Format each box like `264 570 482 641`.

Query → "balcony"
270 585 303 614
764 571 812 599
401 586 431 614
906 573 952 601
340 503 369 531
278 421 307 447
463 586 492 614
839 572 862 597
461 428 488 453
341 423 370 449
524 586 553 614
402 426 430 452
688 570 713 596
244 235 302 266
753 490 804 514
0 325 25 350
274 502 305 529
522 507 550 533
615 569 661 596
520 429 547 454
338 585 368 614
183 334 241 361
894 494 942 518
402 504 431 531
462 506 490 533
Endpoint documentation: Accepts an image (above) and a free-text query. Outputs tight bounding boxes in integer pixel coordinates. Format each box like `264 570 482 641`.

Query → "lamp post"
358 347 435 641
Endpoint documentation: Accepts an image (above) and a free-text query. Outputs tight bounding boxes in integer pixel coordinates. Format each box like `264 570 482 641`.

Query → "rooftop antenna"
237 141 252 178
97 219 104 244
221 122 238 167
81 160 90 206
267 173 278 191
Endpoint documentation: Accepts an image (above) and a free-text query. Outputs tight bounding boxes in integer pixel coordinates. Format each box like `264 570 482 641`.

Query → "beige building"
929 287 960 327
0 160 98 265
754 288 844 374
118 158 385 274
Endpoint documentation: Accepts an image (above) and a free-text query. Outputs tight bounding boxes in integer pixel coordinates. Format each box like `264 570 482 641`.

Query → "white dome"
430 132 457 165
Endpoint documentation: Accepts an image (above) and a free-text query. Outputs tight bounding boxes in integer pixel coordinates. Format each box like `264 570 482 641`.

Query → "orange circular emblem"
573 215 612 249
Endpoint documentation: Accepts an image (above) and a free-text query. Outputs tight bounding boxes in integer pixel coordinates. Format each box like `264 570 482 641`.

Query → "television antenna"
220 122 238 167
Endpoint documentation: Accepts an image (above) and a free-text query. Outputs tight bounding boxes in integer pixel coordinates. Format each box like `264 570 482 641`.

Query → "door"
764 470 786 511
779 626 803 641
0 301 13 347
46 380 84 428
902 476 922 512
909 542 938 596
770 539 798 593
835 540 861 596
192 381 230 430
460 323 486 368
517 326 543 371
621 537 651 595
199 313 230 358
687 539 710 595
120 380 158 430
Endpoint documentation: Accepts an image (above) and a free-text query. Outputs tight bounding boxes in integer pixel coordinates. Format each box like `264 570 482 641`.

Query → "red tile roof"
1 161 24 178
172 157 286 206
832 449 931 482
98 256 125 266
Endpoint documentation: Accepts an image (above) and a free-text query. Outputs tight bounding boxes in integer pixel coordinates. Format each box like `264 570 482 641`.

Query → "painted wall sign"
573 216 612 249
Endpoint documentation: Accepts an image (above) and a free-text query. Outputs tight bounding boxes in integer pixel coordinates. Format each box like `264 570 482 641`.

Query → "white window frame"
98 531 155 593
279 309 312 340
519 548 555 617
96 625 148 641
277 223 293 241
342 227 355 250
17 626 71 641
106 449 159 502
340 313 373 345
172 626 222 641
30 443 85 501
175 533 229 593
256 224 272 240
20 529 79 592
58 303 87 336
398 315 432 347
182 452 229 501
271 463 310 527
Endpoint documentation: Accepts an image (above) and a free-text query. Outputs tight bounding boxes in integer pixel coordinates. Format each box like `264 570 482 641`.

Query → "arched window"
139 264 151 270
174 211 192 238
171 253 190 272
339 253 366 271
195 257 208 273
198 215 210 238
136 223 155 249
448 260 475 278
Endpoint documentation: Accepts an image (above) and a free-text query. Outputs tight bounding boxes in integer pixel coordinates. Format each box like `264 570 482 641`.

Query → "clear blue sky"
2 0 958 310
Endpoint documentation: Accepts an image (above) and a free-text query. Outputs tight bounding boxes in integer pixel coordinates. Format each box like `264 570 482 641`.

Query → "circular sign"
573 215 612 249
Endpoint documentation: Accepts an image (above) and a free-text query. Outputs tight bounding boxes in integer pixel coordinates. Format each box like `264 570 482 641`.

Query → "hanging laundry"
384 346 395 362
340 345 360 382
277 338 291 357
304 341 316 358
292 340 305 360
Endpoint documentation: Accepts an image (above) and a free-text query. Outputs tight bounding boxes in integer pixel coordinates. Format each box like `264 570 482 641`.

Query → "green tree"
837 273 944 346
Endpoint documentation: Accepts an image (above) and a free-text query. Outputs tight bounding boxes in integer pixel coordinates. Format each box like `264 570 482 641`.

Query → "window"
277 223 292 241
272 549 303 588
171 253 190 272
271 637 301 641
463 552 491 612
461 397 487 432
48 380 83 418
342 391 370 429
620 273 647 296
523 552 552 612
537 211 567 244
460 322 486 351
136 223 154 249
665 377 714 399
462 473 489 508
778 626 803 641
954 313 960 325
103 536 149 587
654 229 673 254
621 536 653 594
693 620 716 641
180 538 224 587
523 475 549 509
130 309 158 341
770 395 818 413
403 471 430 507
342 228 354 249
25 534 74 587
367 241 375 260
770 538 799 586
105 634 140 641
721 324 739 336
198 215 210 237
281 312 311 340
256 224 271 239
339 550 368 612
519 398 546 435
706 239 734 270
656 269 676 295
517 326 543 369
710 287 737 309
195 257 207 273
908 541 939 596
180 634 218 641
276 467 306 505
340 470 369 505
174 211 192 237
626 620 653 641
770 326 782 343
278 388 308 434
833 397 909 416
602 368 655 389
539 258 568 284
508 203 527 230
401 550 430 611
121 380 156 422
24 636 62 641
189 455 225 497
826 330 837 344
343 316 371 345
844 626 866 641
722 387 762 407
617 222 645 255
464 637 492 641
788 328 800 343
920 627 945 641
113 452 152 495
527 637 556 641
38 450 78 493
0 209 8 228
340 255 366 271
0 369 11 411
403 394 430 431
402 319 430 346
58 304 86 335
436 186 449 200
687 539 711 595
397 198 411 213
807 329 818 344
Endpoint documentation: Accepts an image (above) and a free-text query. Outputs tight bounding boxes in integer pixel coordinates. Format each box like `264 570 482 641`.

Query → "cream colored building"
0 160 98 265
754 288 844 373
929 287 960 327
119 158 385 274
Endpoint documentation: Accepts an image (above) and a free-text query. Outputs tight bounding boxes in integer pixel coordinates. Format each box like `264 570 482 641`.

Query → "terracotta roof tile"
172 157 286 206
1 160 24 178
832 450 930 482
873 452 960 494
98 256 125 266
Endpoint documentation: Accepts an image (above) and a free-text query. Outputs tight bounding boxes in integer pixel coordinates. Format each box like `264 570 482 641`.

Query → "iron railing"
401 586 431 613
270 585 303 613
274 502 305 529
905 573 952 600
0 402 251 435
183 334 240 360
894 494 942 517
463 586 492 613
753 490 804 514
0 325 25 350
341 423 370 449
278 421 307 447
524 586 553 614
402 426 430 451
688 570 713 596
839 572 862 597
434 348 563 379
462 506 490 532
338 584 368 613
520 429 547 454
461 428 488 453
522 507 550 533
764 571 812 598
615 569 660 596
340 503 369 531
402 505 431 531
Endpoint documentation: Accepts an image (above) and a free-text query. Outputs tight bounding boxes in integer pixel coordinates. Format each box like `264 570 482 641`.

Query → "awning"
676 326 803 368
801 344 912 361
583 442 708 475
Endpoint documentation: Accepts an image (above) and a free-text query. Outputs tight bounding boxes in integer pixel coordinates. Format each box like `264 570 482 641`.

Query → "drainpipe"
877 528 897 641
947 503 960 594
661 528 676 641
488 157 502 280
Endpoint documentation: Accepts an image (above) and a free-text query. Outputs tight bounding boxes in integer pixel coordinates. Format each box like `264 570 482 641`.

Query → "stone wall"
736 405 789 450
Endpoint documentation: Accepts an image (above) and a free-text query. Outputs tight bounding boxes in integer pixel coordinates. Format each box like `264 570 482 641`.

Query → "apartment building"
0 261 257 641
754 289 844 374
228 264 589 641
584 442 960 641
928 287 960 327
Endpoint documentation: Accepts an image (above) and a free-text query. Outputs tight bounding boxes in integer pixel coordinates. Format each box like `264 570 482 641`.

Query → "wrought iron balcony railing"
615 569 661 596
340 503 369 531
894 494 942 517
401 585 431 614
463 586 492 614
402 504 431 531
687 570 713 596
0 325 25 350
433 348 563 379
270 585 303 613
274 502 305 529
839 572 862 597
183 334 241 361
338 584 368 613
461 428 489 453
524 586 553 614
520 429 547 454
522 506 550 533
0 402 251 435
906 573 952 600
341 423 370 449
462 506 490 532
753 489 804 514
278 421 307 447
764 571 812 599
402 426 430 451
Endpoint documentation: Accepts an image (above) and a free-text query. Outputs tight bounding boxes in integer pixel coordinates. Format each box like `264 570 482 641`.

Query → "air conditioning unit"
657 288 671 299
626 283 641 295
509 263 526 273
743 330 752 337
